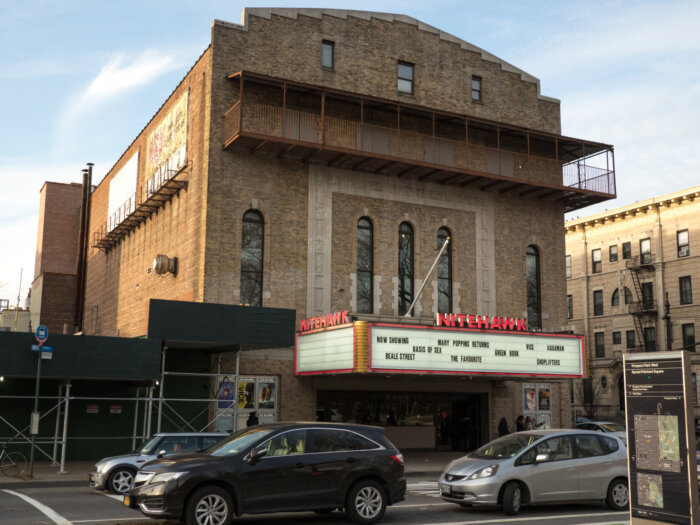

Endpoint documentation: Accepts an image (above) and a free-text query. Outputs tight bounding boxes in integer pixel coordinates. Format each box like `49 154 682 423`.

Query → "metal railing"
224 100 615 193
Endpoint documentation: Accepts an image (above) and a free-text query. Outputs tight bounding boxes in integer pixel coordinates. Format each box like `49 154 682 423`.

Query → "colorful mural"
146 90 189 195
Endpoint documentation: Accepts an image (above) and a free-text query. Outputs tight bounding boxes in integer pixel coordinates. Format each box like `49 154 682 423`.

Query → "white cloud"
55 49 181 153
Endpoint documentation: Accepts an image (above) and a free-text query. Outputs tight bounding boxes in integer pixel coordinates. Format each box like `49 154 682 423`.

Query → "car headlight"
149 472 187 484
469 465 499 479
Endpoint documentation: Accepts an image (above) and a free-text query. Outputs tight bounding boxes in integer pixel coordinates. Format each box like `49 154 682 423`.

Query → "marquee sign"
436 313 527 331
370 324 583 377
295 319 584 378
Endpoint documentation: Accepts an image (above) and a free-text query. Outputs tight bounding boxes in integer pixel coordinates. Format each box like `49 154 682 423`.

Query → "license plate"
123 495 130 507
441 487 451 496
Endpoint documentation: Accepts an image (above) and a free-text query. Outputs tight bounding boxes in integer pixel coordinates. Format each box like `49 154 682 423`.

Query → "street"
0 481 630 525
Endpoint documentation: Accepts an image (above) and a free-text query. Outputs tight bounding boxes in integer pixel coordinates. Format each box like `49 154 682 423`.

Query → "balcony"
626 254 655 270
629 300 657 314
223 71 616 212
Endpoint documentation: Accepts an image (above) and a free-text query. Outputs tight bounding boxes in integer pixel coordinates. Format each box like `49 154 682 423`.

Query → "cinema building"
74 8 615 450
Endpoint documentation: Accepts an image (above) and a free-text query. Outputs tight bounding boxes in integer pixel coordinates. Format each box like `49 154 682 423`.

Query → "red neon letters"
299 310 350 332
436 313 527 331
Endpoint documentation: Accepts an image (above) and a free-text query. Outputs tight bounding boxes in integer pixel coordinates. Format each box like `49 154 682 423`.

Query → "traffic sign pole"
29 325 49 478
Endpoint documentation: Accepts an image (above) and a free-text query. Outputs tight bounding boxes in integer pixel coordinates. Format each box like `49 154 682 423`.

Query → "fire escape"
626 254 656 351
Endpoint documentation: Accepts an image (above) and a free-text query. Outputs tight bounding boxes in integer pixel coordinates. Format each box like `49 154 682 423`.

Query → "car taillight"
391 453 404 465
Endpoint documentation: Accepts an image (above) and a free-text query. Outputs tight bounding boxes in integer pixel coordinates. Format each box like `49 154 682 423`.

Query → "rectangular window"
640 238 651 264
321 40 334 69
471 75 482 101
680 276 693 305
609 245 618 262
693 373 698 404
626 330 635 349
567 295 573 319
592 249 602 274
644 326 656 352
593 290 603 316
565 255 571 279
398 62 414 94
641 282 654 310
682 323 695 351
595 332 605 358
678 229 689 257
622 241 631 260
613 331 621 345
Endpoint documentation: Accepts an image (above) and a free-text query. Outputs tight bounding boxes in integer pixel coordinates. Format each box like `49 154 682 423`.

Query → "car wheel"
502 482 522 516
185 486 233 525
606 477 629 511
107 468 135 494
345 480 387 524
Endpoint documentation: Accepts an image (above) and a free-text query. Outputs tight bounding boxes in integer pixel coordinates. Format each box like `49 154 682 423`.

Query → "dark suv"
125 422 405 525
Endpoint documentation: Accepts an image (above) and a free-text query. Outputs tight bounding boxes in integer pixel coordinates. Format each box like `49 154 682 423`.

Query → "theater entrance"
316 390 486 451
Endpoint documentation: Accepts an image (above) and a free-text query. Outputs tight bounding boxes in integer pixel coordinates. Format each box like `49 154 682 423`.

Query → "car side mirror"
535 453 549 463
246 446 267 465
157 449 168 458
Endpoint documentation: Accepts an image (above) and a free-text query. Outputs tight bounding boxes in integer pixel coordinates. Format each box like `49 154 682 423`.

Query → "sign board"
86 404 99 414
35 325 48 345
296 326 355 374
369 324 583 377
624 351 699 524
41 346 52 360
110 405 122 414
30 412 40 435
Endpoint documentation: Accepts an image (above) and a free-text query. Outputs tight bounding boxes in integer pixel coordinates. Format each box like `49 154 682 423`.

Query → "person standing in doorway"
247 411 259 427
498 417 510 436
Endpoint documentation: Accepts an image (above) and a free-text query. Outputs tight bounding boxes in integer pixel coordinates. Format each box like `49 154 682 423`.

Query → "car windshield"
207 427 274 456
471 433 540 459
138 436 161 455
600 423 625 432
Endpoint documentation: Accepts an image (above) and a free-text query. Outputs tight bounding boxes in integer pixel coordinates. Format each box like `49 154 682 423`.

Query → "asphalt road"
0 481 630 525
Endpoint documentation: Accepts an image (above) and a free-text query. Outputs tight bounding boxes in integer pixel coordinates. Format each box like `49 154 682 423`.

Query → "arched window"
526 245 541 330
437 227 452 313
240 210 264 306
612 288 620 306
356 218 373 313
624 287 634 305
398 222 414 315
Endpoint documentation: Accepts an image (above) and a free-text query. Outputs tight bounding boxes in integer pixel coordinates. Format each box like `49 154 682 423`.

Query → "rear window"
308 429 378 452
600 435 619 453
575 434 606 457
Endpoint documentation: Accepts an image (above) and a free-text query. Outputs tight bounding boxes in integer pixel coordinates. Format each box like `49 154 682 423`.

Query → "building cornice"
565 185 700 232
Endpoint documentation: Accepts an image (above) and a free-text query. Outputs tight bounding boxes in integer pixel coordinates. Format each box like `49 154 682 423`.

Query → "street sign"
31 344 40 351
35 324 49 345
41 346 52 360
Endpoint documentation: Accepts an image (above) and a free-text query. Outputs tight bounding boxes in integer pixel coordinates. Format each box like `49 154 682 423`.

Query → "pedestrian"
498 417 510 436
525 415 534 430
515 414 525 432
246 410 259 427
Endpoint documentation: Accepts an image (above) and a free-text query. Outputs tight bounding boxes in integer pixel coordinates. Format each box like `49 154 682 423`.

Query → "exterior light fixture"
152 254 178 276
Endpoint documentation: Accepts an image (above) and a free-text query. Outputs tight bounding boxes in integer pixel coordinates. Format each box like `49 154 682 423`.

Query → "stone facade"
78 9 603 442
566 185 700 422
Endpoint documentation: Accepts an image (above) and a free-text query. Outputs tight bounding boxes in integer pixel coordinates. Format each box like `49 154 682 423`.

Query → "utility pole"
663 292 672 351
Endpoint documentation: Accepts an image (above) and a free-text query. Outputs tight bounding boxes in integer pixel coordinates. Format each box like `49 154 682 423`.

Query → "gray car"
575 421 627 445
439 429 628 515
89 432 227 494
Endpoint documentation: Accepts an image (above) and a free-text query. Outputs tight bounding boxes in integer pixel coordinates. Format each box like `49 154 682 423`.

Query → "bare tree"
575 378 603 419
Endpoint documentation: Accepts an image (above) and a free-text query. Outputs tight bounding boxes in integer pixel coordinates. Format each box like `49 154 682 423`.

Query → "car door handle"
565 466 575 470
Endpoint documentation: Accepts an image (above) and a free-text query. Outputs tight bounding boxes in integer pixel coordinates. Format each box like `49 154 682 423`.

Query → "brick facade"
566 185 700 422
75 9 608 444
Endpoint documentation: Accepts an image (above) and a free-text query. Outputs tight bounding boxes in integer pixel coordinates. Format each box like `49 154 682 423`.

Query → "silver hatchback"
439 429 628 515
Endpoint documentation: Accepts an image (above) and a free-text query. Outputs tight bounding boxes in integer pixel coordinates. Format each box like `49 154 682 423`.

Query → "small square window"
565 255 571 279
622 242 631 260
680 276 693 305
471 76 482 101
322 40 334 69
592 249 602 274
678 229 689 257
398 62 414 94
613 331 621 345
609 245 618 262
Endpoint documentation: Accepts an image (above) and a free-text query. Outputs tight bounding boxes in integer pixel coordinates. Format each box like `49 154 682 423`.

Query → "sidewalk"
0 451 462 489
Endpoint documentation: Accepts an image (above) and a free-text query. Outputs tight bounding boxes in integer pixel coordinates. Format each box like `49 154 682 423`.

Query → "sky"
1 0 699 306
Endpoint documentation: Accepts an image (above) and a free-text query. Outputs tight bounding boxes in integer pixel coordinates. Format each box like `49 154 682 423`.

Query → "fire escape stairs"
626 255 656 352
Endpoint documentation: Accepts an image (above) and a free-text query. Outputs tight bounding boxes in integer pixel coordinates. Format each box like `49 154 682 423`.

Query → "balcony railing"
223 71 616 212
